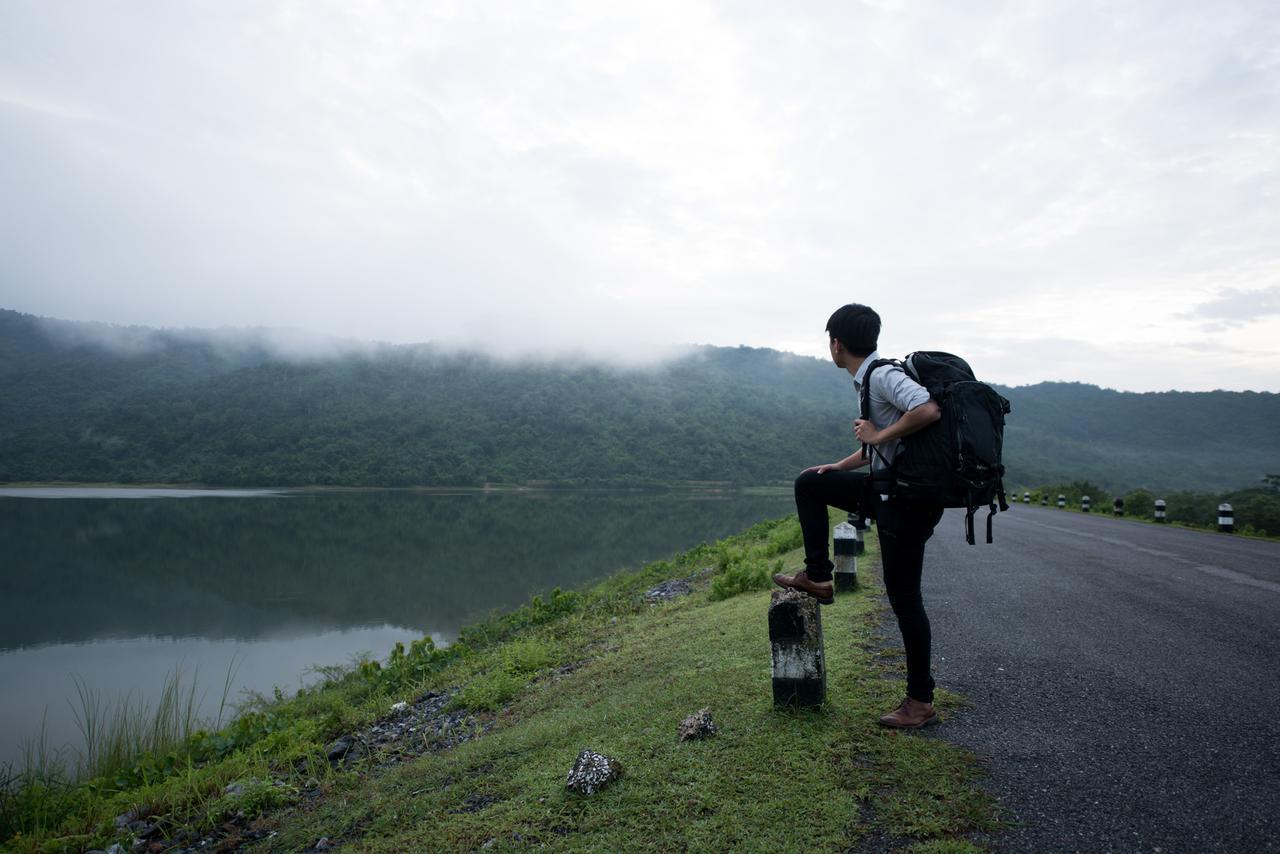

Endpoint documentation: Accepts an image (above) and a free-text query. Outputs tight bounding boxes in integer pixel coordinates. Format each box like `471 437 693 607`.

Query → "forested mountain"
2 309 1278 492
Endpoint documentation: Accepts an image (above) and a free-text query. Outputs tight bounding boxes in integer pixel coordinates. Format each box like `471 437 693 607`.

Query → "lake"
0 486 792 771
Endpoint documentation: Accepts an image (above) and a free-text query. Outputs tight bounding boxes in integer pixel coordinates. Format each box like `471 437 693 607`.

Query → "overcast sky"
2 1 1278 391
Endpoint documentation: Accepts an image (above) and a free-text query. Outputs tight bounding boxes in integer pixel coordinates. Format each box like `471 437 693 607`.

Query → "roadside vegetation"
1 511 1004 852
1007 476 1280 539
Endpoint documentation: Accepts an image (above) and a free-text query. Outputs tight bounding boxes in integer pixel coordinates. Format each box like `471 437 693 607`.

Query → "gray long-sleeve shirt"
851 350 932 473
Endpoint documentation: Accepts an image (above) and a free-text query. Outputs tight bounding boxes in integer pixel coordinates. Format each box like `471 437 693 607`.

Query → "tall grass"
1 658 241 842
70 666 203 782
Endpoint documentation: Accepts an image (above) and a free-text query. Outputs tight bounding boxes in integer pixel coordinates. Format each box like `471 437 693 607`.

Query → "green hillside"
2 309 1278 493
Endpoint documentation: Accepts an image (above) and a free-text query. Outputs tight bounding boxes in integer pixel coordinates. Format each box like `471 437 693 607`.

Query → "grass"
1009 495 1280 542
2 511 1006 852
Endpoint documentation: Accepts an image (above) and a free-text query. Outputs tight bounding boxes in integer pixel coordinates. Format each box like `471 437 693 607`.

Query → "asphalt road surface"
882 503 1280 853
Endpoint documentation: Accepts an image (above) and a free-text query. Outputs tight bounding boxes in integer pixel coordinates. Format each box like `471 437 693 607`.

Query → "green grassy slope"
1 512 1003 853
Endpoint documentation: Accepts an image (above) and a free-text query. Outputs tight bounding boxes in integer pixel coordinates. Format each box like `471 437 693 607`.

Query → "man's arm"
853 400 941 446
801 447 869 475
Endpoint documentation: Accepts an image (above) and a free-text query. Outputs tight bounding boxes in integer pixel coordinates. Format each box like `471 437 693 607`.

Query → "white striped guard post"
769 589 826 708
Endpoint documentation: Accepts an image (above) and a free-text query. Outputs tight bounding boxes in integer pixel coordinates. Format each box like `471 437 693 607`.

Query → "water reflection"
0 488 791 768
1 489 790 648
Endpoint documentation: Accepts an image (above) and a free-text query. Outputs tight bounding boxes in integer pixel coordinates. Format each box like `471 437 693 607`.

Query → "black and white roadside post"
832 513 859 592
1155 499 1167 522
1023 491 1031 504
1113 497 1124 517
1040 494 1048 506
1218 503 1235 534
769 589 826 708
1057 494 1066 508
1082 495 1091 513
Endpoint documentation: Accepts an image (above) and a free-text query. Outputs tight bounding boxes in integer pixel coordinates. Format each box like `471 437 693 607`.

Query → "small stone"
677 707 717 741
566 749 624 795
223 781 245 797
105 845 127 854
390 701 409 713
326 735 367 765
481 839 496 849
644 578 693 602
127 819 157 836
315 836 331 850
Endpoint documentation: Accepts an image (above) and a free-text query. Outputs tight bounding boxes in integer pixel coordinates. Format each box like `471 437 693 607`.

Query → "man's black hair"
826 303 880 357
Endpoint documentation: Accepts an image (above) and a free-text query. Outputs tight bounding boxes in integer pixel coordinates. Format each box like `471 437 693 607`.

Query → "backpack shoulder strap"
859 357 900 465
858 358 900 418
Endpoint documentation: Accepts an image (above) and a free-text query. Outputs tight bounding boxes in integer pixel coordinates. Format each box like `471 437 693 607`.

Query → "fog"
2 2 1279 391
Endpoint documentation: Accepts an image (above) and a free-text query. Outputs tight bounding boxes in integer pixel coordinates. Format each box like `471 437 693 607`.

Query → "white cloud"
1 0 1278 389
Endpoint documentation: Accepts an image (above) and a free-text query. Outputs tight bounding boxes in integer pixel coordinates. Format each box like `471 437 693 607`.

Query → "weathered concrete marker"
1082 495 1091 513
1023 491 1031 504
1218 503 1234 534
1155 499 1167 522
769 589 826 708
1040 494 1048 506
1057 494 1066 508
1113 497 1124 517
832 513 859 592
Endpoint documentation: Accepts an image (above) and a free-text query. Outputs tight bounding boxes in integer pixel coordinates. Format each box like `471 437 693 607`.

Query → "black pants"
794 469 945 704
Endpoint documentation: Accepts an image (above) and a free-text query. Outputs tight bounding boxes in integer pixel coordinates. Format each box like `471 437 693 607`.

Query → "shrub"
709 552 779 601
500 639 559 674
454 670 526 712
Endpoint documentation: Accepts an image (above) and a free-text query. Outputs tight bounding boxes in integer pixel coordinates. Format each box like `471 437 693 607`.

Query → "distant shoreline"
0 481 792 494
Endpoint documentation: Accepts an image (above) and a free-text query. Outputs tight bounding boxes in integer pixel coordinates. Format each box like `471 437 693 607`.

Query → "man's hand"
855 401 941 447
853 419 882 445
801 463 842 476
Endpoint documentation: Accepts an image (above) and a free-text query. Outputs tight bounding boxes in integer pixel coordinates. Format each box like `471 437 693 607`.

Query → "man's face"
828 336 841 368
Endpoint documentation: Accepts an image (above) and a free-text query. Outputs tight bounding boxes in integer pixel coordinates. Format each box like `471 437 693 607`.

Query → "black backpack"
860 351 1011 545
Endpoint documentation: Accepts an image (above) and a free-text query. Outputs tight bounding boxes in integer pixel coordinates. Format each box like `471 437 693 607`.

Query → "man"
772 303 945 729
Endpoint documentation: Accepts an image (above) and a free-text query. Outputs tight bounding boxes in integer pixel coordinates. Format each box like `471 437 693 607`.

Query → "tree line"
3 309 1279 492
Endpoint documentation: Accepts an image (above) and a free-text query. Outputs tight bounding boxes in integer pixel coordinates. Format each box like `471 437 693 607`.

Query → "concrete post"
1040 494 1048 506
1155 499 1167 522
1082 495 1091 513
1023 491 1031 504
1113 497 1124 517
1218 503 1234 534
832 514 858 592
769 589 826 708
1057 494 1066 508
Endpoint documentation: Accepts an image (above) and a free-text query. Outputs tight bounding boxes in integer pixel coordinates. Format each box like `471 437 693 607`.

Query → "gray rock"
678 707 717 740
314 836 331 850
644 567 715 602
126 818 157 837
105 845 127 854
644 578 692 601
223 780 245 797
565 749 624 795
114 806 148 828
325 734 367 765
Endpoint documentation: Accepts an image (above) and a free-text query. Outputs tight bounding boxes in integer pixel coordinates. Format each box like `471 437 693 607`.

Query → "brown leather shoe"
771 569 834 605
878 695 938 729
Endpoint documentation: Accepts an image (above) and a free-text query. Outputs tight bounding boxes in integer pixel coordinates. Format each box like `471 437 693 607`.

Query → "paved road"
896 504 1280 853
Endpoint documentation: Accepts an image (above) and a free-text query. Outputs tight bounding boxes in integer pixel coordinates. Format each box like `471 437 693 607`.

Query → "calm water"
0 487 791 770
